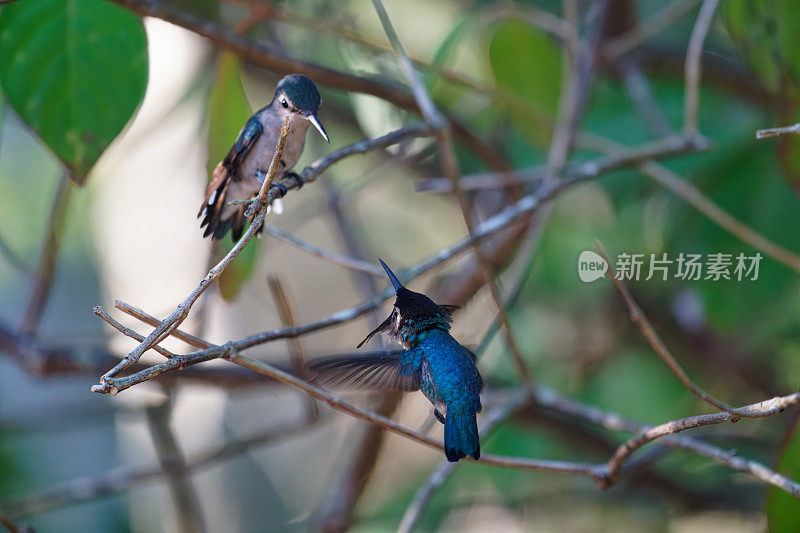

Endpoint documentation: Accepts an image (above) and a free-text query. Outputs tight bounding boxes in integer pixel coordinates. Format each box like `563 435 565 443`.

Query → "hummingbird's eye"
281 99 289 109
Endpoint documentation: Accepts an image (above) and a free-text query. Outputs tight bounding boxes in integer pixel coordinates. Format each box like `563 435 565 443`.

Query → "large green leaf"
488 18 562 146
767 423 800 531
208 52 259 301
0 0 147 184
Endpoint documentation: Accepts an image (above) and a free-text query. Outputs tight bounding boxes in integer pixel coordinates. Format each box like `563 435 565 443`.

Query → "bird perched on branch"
199 74 329 241
308 260 484 462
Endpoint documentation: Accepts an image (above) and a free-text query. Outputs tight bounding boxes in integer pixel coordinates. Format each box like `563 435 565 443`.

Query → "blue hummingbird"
199 74 329 241
309 260 484 462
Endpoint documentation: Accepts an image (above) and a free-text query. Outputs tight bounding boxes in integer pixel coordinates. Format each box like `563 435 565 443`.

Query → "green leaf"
725 0 800 94
488 18 562 146
767 423 800 531
208 52 259 301
0 0 147 185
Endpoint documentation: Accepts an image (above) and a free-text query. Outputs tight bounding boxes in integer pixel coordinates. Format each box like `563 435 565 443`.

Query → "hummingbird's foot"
434 409 446 425
285 171 304 189
269 182 288 198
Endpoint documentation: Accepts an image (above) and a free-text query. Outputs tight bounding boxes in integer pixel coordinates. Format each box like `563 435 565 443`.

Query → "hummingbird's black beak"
378 258 403 292
307 113 329 143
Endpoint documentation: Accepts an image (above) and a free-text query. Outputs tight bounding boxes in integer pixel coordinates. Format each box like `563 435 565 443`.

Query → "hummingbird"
199 74 330 241
309 260 484 462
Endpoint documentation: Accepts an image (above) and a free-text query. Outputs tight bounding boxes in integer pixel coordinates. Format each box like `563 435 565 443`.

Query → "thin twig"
416 134 706 192
683 0 720 135
93 306 176 359
642 161 800 274
263 225 383 277
20 174 73 337
245 117 290 217
267 277 318 420
756 123 800 140
603 0 702 59
600 393 800 490
596 244 781 418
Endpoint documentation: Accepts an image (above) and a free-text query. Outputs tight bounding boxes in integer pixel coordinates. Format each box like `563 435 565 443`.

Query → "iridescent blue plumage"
309 260 483 462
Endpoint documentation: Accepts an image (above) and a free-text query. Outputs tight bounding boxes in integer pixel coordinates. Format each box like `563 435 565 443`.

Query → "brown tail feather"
199 162 241 241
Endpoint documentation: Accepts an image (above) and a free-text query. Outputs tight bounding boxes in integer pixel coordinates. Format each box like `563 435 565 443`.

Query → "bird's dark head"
357 259 457 348
274 74 329 142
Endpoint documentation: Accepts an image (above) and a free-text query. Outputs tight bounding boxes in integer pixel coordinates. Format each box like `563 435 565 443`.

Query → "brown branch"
600 393 800 490
145 399 205 533
596 244 773 418
683 0 719 135
93 306 176 359
642 161 800 274
20 174 73 337
267 277 318 420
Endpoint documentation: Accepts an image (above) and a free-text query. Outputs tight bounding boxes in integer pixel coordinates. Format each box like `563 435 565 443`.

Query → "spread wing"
307 350 422 391
198 116 263 240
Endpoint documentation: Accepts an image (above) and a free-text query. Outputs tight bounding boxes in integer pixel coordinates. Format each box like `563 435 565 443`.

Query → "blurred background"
1 0 800 531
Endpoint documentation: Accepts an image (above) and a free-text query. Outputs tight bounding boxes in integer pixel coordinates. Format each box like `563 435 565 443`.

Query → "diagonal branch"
596 244 780 418
372 0 533 385
20 174 73 337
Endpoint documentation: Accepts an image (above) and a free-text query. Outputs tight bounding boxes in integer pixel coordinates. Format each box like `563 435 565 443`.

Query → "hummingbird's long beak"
307 113 330 143
378 258 403 291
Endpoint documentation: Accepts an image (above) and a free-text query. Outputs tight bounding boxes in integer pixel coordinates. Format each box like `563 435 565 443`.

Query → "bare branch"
263 225 383 277
597 243 789 418
604 0 702 59
757 123 800 139
416 134 706 193
20 174 73 337
683 0 720 135
642 161 800 274
600 393 800 490
267 277 319 420
93 306 177 359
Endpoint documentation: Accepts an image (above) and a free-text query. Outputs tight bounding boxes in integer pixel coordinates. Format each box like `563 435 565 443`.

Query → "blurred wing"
308 350 421 391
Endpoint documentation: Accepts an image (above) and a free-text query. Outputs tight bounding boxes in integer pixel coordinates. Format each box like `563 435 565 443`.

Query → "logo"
578 251 608 283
